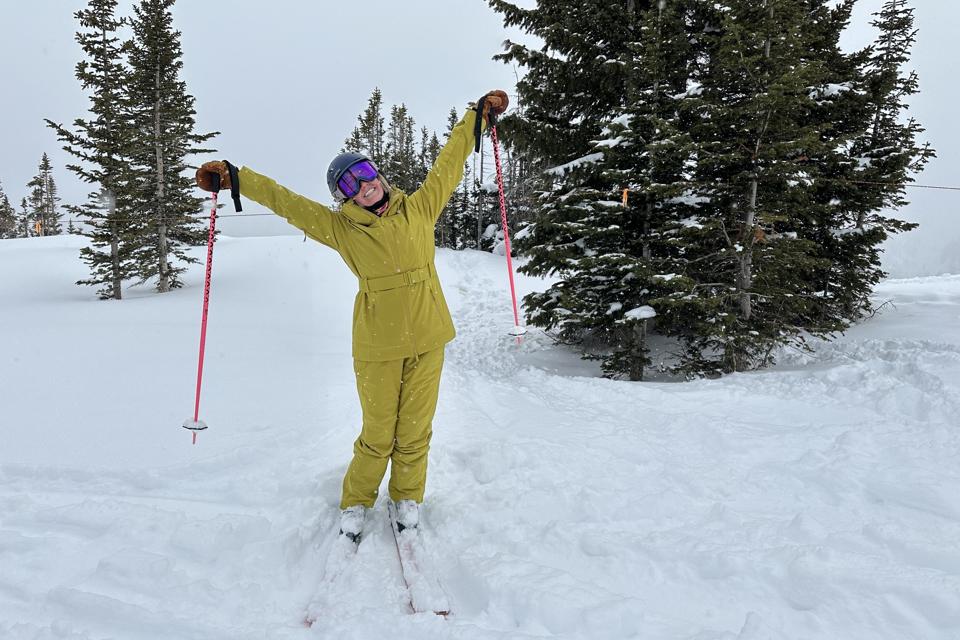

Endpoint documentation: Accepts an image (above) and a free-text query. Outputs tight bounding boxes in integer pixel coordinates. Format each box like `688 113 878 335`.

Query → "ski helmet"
327 151 378 201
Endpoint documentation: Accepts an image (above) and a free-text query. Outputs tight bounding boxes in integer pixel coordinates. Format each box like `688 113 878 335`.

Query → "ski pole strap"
226 161 242 212
474 98 487 153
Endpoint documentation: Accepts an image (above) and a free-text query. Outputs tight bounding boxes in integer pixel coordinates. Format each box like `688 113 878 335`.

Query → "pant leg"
388 347 445 503
340 357 404 509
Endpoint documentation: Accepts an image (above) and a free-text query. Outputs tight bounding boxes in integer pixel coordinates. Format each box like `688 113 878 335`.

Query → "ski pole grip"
210 172 221 194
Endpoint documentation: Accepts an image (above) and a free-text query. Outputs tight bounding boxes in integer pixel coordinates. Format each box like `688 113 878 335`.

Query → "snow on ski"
303 530 360 627
387 500 451 617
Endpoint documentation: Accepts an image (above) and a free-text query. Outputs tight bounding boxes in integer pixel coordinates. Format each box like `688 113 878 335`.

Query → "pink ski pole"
183 180 220 444
489 122 526 340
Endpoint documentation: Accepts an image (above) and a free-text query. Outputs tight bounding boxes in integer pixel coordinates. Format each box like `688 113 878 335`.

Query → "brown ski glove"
195 160 234 192
478 90 509 123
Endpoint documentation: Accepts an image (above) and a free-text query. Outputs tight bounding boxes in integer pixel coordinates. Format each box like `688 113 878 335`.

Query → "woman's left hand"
478 90 509 122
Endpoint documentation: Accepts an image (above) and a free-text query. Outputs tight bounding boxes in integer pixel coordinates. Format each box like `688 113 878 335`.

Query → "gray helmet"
327 151 375 200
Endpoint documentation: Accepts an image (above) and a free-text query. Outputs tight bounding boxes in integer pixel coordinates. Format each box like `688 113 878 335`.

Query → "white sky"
1 1 956 276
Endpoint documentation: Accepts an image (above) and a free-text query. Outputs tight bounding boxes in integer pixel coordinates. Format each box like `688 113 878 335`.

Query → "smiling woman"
194 90 508 544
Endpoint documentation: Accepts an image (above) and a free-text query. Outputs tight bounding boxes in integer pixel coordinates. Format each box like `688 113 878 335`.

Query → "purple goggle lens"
336 160 379 199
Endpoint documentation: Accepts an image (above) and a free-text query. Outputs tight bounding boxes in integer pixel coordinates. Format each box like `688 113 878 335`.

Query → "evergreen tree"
18 198 32 238
419 126 441 191
823 0 934 318
26 174 45 237
494 0 930 379
565 0 697 380
343 88 386 166
656 0 845 375
0 182 17 239
491 0 664 377
436 108 465 248
26 153 63 236
46 0 137 299
125 0 217 293
383 104 419 192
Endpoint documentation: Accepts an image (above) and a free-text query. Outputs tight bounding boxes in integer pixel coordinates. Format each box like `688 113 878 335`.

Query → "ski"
387 500 451 617
303 531 360 627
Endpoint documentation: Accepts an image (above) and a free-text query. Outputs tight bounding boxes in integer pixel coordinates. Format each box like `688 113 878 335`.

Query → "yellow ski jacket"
239 109 483 361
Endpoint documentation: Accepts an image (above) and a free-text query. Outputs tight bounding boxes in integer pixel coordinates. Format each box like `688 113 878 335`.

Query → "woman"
195 90 508 543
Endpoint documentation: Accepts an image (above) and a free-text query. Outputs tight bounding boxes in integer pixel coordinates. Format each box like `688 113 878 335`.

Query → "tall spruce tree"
655 0 847 375
779 0 872 329
492 0 671 377
18 199 31 238
344 88 387 167
553 0 698 380
827 0 934 317
434 108 470 249
46 0 137 299
126 0 216 293
26 153 63 236
383 104 420 192
419 126 441 191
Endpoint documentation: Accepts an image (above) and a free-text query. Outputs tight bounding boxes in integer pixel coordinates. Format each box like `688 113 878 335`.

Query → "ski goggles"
336 160 380 199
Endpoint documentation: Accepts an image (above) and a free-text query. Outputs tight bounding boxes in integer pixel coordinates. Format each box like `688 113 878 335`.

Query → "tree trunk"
629 320 647 382
154 65 169 293
738 1 773 323
110 219 122 300
740 177 757 320
643 202 652 260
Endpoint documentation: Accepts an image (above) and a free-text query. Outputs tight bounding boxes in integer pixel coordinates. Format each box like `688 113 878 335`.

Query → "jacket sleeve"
238 166 341 251
408 109 484 225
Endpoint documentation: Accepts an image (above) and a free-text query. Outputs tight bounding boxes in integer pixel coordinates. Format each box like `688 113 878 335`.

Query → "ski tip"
182 418 208 431
508 325 527 337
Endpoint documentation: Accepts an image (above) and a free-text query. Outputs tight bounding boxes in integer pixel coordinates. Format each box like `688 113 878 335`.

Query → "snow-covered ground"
2 235 959 640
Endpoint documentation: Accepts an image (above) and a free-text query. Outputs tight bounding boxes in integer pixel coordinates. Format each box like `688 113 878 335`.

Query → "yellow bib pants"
340 346 445 509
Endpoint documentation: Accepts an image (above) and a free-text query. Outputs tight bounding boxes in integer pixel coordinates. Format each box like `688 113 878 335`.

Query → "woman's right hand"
195 160 234 192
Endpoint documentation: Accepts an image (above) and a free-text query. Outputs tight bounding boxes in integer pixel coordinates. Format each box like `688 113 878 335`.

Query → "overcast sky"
1 1 956 276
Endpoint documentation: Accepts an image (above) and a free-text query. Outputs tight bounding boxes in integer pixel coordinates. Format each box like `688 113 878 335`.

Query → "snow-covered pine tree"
659 0 845 376
46 0 138 299
566 0 699 380
26 154 63 236
770 0 874 333
491 0 679 378
125 0 217 293
822 0 934 318
0 181 17 239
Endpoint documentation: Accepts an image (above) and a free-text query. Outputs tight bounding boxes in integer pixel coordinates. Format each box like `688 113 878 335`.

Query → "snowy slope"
1 235 959 640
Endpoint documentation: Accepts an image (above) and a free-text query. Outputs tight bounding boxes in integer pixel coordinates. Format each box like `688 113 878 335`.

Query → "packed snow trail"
1 236 959 639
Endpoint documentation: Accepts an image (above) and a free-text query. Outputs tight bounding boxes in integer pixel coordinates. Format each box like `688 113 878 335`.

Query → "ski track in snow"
1 236 959 639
